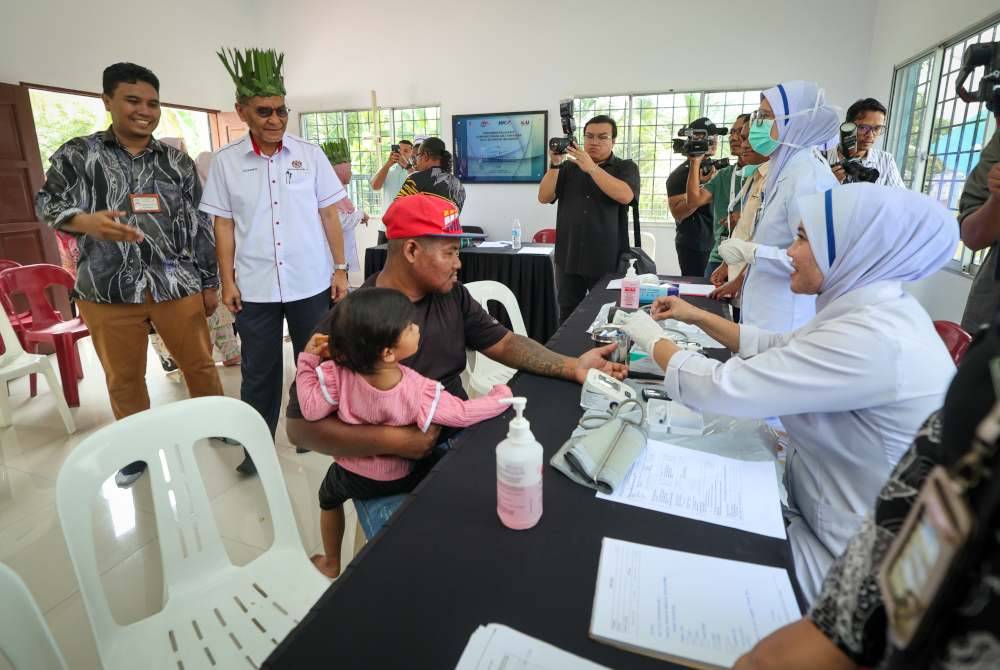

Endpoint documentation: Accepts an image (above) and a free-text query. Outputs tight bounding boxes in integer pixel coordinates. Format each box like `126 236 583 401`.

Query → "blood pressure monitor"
581 369 637 412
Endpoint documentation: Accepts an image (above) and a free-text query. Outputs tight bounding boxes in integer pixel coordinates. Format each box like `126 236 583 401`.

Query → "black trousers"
555 267 603 323
235 289 331 437
676 244 711 277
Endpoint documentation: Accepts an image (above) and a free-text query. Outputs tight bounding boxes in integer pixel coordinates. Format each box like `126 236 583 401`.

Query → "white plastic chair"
56 396 329 670
0 308 74 433
640 231 657 263
464 281 527 398
0 562 69 670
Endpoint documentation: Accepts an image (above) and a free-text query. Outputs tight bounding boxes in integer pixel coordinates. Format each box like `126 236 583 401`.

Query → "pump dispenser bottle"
496 397 543 530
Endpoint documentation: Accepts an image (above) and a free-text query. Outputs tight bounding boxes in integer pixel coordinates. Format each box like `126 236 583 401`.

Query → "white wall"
864 0 999 322
0 0 260 110
275 0 877 248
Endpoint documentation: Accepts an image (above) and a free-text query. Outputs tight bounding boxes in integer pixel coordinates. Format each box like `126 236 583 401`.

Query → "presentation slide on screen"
453 112 547 183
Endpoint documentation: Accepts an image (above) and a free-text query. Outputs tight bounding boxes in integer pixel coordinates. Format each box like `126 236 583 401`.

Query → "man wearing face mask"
538 115 640 321
667 117 721 276
826 98 905 187
201 48 350 474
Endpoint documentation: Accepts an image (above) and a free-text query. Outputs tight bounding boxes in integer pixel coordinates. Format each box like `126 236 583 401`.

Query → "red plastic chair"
0 260 33 342
532 228 557 243
933 320 972 365
0 264 89 407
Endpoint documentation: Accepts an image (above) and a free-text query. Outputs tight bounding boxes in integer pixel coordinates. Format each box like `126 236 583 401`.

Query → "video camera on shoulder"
834 122 880 183
956 41 1000 112
549 99 577 154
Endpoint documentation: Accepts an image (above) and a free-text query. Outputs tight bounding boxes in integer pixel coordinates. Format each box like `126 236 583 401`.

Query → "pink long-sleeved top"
296 352 512 480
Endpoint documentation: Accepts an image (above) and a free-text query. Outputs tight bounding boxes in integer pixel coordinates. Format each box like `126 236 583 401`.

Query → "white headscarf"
796 183 958 311
762 80 841 197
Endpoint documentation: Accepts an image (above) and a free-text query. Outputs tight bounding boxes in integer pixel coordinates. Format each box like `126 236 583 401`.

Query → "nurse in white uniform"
721 80 840 332
623 184 957 603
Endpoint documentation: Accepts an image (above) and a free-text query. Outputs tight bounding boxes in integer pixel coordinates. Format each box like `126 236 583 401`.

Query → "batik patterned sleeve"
184 157 219 289
35 139 91 231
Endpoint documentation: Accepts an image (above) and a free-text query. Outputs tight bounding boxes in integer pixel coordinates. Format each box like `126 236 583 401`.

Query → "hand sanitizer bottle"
620 258 640 309
496 397 542 530
511 218 522 250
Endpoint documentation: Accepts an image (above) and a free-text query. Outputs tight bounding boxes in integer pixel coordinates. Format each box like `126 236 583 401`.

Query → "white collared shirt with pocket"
200 133 347 303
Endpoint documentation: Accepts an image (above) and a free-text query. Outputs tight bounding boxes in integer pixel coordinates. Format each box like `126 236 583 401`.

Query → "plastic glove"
623 310 667 354
719 238 759 265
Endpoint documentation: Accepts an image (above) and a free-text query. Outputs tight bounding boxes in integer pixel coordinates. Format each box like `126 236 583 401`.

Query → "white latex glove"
719 238 759 265
623 310 667 354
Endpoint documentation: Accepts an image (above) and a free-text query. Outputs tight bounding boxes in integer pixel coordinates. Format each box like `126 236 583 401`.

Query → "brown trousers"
78 292 223 420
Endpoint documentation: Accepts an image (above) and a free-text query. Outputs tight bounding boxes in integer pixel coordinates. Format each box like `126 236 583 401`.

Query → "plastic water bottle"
511 219 522 250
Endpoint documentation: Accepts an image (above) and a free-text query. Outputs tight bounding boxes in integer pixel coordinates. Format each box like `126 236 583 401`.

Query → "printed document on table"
476 241 513 248
606 279 623 289
590 538 800 669
454 623 609 670
517 245 555 255
596 439 786 539
678 283 716 297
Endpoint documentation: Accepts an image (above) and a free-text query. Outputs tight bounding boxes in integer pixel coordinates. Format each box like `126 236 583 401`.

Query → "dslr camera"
835 122 880 184
956 41 1000 112
549 99 577 154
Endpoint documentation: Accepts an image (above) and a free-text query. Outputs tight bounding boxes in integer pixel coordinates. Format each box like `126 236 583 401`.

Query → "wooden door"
210 111 248 147
0 83 59 266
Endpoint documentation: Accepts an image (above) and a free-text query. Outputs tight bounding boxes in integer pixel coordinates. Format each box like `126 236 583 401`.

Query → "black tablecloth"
265 276 802 670
364 243 558 343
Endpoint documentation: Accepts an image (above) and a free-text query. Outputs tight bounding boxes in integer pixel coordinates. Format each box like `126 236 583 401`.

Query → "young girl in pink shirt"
296 287 511 577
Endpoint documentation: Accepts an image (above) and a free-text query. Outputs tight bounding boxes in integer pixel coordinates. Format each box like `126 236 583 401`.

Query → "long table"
364 242 559 343
265 277 802 669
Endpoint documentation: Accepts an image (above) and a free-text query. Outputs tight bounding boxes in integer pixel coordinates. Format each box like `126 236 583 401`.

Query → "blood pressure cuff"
550 401 646 494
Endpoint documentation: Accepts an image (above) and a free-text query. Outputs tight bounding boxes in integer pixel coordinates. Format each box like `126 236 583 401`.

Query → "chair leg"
52 338 81 408
40 364 75 434
73 342 84 380
0 381 12 428
29 373 38 398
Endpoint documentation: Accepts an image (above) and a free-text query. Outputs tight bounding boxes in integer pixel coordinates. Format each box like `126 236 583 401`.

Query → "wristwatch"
333 263 349 273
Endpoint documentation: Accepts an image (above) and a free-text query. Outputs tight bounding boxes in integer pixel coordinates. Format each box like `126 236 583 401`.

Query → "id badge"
129 193 162 213
878 466 973 648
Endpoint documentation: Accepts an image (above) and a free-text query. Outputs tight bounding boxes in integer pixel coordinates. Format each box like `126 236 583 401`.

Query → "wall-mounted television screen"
452 111 548 184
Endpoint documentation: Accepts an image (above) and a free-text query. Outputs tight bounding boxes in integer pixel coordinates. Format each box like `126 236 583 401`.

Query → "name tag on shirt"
130 194 162 213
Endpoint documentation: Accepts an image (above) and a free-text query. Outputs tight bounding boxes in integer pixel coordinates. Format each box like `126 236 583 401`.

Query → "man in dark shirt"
667 117 722 276
35 62 222 488
537 115 640 322
959 116 1000 333
286 193 627 532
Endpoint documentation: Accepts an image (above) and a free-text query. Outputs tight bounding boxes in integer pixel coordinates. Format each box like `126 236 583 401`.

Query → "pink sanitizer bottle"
496 397 543 530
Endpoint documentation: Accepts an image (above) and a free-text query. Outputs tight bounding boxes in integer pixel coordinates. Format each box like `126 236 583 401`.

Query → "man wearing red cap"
286 193 626 532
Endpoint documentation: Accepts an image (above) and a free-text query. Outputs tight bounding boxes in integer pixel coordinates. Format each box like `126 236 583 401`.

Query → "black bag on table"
616 199 657 274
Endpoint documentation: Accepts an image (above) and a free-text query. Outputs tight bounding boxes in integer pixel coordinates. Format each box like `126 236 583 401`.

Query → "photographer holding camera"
538 113 639 321
371 139 414 244
667 117 724 276
826 98 904 187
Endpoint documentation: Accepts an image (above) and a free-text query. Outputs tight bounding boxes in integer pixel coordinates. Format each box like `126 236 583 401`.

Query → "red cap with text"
382 193 463 240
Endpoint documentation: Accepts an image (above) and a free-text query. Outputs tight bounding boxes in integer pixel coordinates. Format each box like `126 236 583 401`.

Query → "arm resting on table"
733 619 856 670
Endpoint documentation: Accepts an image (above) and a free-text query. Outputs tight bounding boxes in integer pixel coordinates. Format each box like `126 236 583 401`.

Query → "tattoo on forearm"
501 335 568 379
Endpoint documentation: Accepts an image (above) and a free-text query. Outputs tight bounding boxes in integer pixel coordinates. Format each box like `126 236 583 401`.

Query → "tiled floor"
0 338 358 670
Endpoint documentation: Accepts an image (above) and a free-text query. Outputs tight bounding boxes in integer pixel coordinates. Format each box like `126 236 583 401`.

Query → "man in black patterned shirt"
36 62 223 487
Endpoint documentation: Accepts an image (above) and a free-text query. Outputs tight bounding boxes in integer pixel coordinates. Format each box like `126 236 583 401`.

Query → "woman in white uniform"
721 80 840 332
623 184 957 603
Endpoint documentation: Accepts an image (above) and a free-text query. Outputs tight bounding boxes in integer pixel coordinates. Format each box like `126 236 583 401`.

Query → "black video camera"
672 123 727 158
835 122 880 184
549 99 577 154
956 41 1000 112
699 157 731 176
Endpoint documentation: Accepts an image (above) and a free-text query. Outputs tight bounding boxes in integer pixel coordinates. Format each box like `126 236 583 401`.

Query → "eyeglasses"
253 106 290 119
855 124 885 137
750 109 774 127
584 133 613 142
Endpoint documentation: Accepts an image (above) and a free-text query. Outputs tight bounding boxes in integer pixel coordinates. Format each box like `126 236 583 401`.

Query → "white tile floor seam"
0 338 356 670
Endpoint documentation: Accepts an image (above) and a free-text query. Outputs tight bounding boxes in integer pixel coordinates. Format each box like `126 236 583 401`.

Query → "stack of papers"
455 624 609 669
596 439 786 539
590 538 800 669
476 241 512 248
678 283 716 297
517 245 554 255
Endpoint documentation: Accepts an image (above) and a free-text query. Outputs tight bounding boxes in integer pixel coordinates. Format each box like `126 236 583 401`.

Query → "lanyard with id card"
878 357 1000 660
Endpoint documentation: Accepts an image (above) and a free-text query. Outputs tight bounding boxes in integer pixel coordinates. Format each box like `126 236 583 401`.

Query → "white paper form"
590 538 800 669
455 624 610 670
517 245 555 255
678 283 716 297
476 241 513 248
596 439 786 539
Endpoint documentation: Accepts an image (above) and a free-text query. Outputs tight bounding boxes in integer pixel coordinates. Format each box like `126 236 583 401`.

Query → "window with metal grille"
886 14 1000 274
300 105 441 217
573 90 761 223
